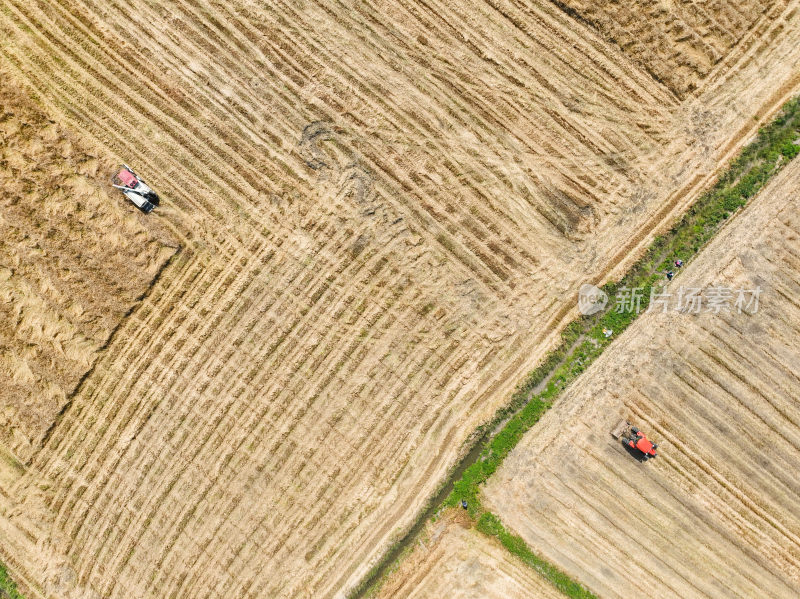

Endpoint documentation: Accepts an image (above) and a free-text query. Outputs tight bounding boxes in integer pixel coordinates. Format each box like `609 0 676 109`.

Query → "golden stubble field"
0 0 798 597
377 509 561 599
553 0 780 98
0 67 176 463
483 157 800 598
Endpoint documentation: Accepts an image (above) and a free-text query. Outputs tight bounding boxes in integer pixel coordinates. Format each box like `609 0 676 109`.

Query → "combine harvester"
111 165 159 213
611 419 658 461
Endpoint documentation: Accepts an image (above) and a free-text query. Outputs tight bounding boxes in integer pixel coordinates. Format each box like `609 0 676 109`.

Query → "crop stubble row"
0 0 798 597
0 67 176 464
378 511 562 599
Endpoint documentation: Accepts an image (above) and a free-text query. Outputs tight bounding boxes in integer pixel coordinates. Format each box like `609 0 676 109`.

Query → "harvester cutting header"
111 165 159 213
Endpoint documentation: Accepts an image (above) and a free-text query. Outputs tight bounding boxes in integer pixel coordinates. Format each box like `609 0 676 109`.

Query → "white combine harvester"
111 164 159 213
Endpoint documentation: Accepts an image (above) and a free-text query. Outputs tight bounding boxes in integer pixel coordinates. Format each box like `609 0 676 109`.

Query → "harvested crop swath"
0 67 175 463
552 0 783 98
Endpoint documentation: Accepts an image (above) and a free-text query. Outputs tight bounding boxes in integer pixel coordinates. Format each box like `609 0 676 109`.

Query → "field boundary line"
352 95 800 599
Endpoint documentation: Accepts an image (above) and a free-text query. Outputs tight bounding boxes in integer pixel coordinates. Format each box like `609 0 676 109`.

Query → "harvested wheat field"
0 0 798 598
377 510 560 599
484 156 800 598
0 67 177 463
552 0 780 98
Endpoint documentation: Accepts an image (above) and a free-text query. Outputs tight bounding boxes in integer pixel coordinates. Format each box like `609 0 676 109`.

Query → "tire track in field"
0 0 799 597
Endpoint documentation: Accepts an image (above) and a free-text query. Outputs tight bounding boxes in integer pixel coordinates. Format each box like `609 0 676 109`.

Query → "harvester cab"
111 165 159 213
611 419 658 460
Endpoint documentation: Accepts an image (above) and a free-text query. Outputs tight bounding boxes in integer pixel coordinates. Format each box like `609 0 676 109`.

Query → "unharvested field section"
484 156 800 598
0 1 799 598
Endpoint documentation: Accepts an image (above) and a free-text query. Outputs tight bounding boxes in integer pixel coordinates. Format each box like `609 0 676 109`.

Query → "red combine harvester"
611 419 658 460
111 165 159 213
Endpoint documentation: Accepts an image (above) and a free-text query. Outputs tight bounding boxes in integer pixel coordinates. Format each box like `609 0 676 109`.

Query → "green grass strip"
438 96 800 597
477 513 596 598
0 561 25 599
3 100 800 599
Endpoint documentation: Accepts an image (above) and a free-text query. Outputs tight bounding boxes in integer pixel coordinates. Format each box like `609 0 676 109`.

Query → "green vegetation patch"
446 95 800 514
0 561 25 599
477 512 596 599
